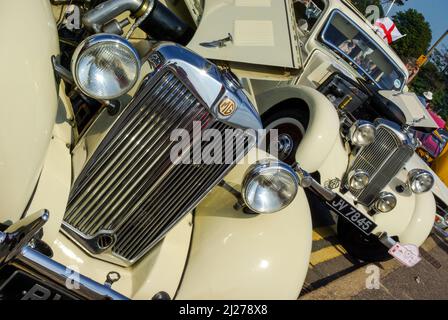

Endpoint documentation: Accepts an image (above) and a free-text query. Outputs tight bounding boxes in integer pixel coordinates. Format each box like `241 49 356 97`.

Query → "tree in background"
349 2 431 59
350 1 447 119
349 2 431 57
391 9 432 59
410 48 448 118
431 47 448 76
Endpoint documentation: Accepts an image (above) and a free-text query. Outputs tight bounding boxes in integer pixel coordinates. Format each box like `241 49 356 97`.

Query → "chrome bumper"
0 210 128 300
293 164 336 201
292 164 398 246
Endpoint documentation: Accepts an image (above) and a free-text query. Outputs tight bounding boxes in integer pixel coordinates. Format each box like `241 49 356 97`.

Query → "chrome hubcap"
277 133 294 161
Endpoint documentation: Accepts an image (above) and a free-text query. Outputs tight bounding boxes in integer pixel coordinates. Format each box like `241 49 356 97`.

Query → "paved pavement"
300 191 448 300
300 191 365 296
354 234 448 300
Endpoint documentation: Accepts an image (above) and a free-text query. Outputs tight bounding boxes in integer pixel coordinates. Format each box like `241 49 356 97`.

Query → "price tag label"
389 243 422 267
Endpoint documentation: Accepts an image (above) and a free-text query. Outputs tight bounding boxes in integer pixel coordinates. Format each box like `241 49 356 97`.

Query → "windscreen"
320 11 406 90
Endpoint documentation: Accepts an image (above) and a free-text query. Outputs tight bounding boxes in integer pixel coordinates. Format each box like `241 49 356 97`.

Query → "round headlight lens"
71 34 141 100
242 159 298 214
374 191 397 213
408 169 435 194
348 170 370 191
349 121 376 147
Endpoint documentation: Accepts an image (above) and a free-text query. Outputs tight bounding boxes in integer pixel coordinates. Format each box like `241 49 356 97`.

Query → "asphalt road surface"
300 191 448 300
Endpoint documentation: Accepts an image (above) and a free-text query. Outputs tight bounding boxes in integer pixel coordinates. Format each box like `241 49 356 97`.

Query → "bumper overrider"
0 211 128 300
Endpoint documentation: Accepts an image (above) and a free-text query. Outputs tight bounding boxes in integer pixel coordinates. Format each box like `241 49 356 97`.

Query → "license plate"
0 270 78 300
326 195 377 235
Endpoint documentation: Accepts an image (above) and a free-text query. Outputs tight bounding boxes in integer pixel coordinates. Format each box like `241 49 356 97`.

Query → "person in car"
404 57 420 84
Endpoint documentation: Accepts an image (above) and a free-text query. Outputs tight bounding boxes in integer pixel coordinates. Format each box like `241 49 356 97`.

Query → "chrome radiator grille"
349 126 413 206
63 71 252 265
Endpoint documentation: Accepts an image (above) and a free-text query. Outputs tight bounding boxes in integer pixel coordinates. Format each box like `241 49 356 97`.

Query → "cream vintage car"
0 0 317 300
0 0 443 300
186 0 448 262
244 0 447 262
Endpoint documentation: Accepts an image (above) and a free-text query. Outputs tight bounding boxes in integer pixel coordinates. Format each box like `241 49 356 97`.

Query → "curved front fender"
406 153 448 205
256 85 340 172
399 191 436 247
176 151 312 300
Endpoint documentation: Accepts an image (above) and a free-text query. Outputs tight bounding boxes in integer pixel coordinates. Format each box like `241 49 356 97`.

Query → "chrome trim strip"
13 246 128 300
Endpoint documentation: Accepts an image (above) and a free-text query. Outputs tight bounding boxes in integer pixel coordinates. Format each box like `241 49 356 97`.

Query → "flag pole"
385 0 396 16
427 30 448 57
408 30 448 85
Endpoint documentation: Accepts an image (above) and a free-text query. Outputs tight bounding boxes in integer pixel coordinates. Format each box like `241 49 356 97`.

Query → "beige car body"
1 0 443 299
0 0 313 299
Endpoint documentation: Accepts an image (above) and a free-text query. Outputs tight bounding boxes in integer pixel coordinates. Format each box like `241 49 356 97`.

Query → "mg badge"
325 178 341 190
218 98 237 117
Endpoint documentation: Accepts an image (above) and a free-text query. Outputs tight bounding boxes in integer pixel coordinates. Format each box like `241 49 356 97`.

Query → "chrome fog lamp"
242 159 299 214
408 169 435 194
374 191 397 213
71 34 141 100
348 169 370 191
349 121 376 147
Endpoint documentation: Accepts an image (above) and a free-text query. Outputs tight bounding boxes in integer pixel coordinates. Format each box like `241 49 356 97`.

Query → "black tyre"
337 218 392 262
261 106 308 165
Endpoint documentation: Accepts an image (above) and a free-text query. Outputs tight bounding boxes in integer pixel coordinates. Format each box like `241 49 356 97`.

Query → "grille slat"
66 73 179 207
115 123 247 258
80 99 206 234
63 70 253 265
67 82 195 229
349 126 413 206
116 122 229 237
106 110 215 231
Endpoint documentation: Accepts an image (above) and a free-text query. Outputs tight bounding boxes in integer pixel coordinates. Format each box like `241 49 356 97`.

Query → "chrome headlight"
348 169 370 191
71 34 141 100
408 169 435 194
349 120 376 147
242 159 298 214
374 191 397 213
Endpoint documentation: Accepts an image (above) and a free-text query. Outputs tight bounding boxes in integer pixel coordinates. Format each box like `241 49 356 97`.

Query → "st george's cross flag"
374 17 405 44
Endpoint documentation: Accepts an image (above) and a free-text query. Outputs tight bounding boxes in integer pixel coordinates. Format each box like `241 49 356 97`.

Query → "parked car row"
0 0 447 300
